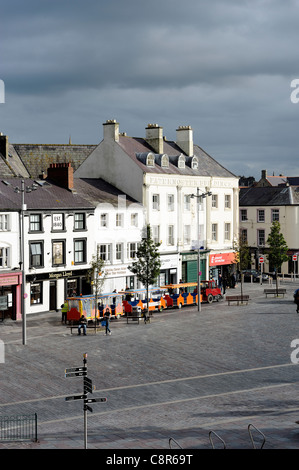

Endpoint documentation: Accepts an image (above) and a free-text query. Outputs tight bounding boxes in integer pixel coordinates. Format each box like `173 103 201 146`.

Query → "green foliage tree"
266 221 289 294
86 245 106 326
129 224 161 313
234 234 251 300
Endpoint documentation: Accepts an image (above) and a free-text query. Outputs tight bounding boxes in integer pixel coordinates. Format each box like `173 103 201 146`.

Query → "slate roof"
0 178 95 211
12 143 97 178
73 178 139 207
117 135 236 178
239 186 299 206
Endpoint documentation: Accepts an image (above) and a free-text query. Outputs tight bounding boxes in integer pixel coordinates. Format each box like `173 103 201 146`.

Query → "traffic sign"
84 377 93 394
259 256 264 263
65 394 86 401
84 405 93 413
65 371 87 378
65 367 87 374
85 397 107 403
293 255 297 262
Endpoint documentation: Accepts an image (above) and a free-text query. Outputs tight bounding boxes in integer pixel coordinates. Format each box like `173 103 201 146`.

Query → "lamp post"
190 188 212 312
2 179 38 345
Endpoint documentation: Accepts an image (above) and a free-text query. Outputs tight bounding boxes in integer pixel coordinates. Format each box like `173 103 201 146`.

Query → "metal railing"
0 414 38 442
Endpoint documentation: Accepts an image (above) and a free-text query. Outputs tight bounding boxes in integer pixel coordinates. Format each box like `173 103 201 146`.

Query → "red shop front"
209 252 237 267
0 271 22 320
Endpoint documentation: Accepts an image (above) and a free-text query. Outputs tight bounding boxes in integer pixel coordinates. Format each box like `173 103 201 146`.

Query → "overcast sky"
1 0 299 180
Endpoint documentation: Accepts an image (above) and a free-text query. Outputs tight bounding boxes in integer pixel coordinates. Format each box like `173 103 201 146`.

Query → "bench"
126 311 152 324
67 324 104 334
226 295 250 306
264 288 286 297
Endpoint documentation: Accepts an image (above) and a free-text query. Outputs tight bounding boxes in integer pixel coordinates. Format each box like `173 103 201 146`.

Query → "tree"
86 245 106 327
234 234 251 301
129 224 161 313
266 221 289 294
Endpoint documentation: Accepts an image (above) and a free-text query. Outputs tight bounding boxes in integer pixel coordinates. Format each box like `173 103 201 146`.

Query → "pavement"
1 279 299 454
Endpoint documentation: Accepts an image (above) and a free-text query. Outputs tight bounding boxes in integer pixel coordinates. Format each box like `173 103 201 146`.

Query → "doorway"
49 281 57 311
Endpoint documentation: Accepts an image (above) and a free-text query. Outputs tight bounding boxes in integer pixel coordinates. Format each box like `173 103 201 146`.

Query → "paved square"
1 280 299 450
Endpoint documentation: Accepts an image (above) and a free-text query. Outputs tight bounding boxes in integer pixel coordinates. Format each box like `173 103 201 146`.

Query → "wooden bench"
67 324 104 334
226 295 250 306
264 288 286 297
126 312 152 324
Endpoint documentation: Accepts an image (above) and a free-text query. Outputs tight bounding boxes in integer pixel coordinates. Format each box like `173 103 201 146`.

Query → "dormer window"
146 153 155 167
178 155 185 169
191 156 198 170
161 154 169 167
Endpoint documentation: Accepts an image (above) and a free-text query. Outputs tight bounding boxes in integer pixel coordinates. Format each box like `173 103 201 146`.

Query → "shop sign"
209 252 236 266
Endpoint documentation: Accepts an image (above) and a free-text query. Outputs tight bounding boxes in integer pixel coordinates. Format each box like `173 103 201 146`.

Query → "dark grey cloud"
1 0 299 179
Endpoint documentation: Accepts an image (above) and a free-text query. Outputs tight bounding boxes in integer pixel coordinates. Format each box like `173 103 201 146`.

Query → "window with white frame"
116 243 123 261
74 213 86 230
167 225 174 245
127 242 139 259
271 209 279 222
224 195 231 209
184 195 191 211
30 214 42 232
257 209 265 223
152 194 160 211
152 225 160 243
0 247 9 268
131 213 138 227
212 224 218 241
167 194 174 211
116 213 123 227
257 229 265 246
0 214 9 231
212 195 218 208
100 213 108 227
224 223 231 241
240 209 248 221
183 225 191 245
99 244 111 262
74 239 86 264
240 229 247 243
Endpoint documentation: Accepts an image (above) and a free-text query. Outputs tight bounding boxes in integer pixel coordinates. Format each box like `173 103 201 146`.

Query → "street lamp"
2 179 38 345
189 188 212 312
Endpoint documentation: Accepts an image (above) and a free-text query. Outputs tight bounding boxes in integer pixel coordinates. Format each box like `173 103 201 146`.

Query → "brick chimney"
145 124 164 154
47 163 74 191
0 133 8 159
176 126 193 156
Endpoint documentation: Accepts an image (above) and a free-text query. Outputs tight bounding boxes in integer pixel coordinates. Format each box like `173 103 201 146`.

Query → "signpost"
65 353 107 449
259 256 264 285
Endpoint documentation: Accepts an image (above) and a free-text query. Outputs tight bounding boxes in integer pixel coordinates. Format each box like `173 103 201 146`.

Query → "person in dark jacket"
78 314 87 335
104 308 111 335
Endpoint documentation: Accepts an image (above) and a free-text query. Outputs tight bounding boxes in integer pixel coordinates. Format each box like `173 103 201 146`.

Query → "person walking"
61 301 68 324
104 308 111 335
78 314 87 335
222 277 227 295
294 288 299 313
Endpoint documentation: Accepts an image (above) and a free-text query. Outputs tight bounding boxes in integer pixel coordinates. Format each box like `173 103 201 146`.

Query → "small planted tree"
266 221 289 295
129 224 161 313
234 235 251 301
86 245 106 327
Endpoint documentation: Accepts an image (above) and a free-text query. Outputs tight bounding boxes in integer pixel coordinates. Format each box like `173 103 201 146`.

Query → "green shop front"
181 251 208 283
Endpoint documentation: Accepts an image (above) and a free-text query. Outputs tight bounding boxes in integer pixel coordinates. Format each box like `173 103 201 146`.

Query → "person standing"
222 277 227 295
61 301 68 324
104 308 111 335
294 288 299 313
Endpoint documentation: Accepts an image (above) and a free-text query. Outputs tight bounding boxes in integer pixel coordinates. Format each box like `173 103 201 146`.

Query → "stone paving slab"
0 280 299 452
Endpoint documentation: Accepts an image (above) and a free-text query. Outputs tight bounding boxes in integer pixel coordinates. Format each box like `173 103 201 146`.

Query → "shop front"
0 271 22 320
209 251 237 283
26 269 91 314
181 252 207 283
159 254 178 286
